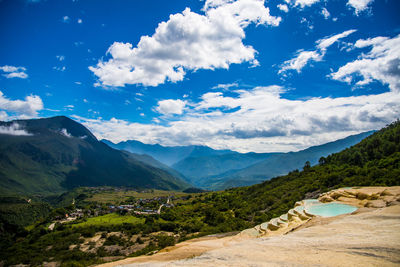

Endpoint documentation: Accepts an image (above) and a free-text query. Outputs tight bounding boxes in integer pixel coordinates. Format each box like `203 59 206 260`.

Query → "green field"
86 189 191 204
72 213 145 227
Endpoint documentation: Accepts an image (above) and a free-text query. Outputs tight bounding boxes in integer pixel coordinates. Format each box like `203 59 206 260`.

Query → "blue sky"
0 0 399 152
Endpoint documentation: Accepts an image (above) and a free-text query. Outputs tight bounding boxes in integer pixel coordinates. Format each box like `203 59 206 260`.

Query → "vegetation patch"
72 214 145 228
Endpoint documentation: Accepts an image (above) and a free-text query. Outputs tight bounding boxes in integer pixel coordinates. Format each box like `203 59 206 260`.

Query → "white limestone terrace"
240 197 337 238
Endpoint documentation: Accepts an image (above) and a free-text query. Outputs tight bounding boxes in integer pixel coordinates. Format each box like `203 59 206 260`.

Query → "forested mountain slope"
0 116 189 196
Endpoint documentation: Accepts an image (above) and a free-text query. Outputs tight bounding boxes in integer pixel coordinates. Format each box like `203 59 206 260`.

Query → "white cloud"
77 18 83 24
56 55 65 61
0 66 24 72
90 0 281 88
3 72 28 79
155 99 186 115
316 30 357 50
279 50 322 74
74 85 400 153
321 7 330 19
0 111 8 121
62 16 70 23
285 0 321 9
60 128 72 138
53 66 66 72
277 4 289 12
331 34 400 92
65 104 74 110
0 123 32 136
0 65 28 79
0 91 43 119
279 29 356 73
347 0 374 15
211 82 239 90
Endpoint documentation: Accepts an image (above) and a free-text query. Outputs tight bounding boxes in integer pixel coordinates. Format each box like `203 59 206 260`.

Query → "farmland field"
71 213 145 227
86 189 191 204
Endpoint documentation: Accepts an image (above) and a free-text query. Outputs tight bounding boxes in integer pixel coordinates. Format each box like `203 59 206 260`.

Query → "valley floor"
98 187 400 267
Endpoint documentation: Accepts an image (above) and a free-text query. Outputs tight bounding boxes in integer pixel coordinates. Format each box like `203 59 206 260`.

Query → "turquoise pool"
305 202 357 217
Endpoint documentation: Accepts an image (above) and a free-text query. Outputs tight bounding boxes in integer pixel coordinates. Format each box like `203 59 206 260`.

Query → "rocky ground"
97 187 400 267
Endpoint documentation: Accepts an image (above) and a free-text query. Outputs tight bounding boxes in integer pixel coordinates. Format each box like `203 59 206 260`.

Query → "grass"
25 224 36 231
71 213 145 227
86 189 190 204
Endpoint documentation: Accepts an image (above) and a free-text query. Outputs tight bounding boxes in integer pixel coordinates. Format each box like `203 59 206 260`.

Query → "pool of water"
294 206 305 212
305 202 358 217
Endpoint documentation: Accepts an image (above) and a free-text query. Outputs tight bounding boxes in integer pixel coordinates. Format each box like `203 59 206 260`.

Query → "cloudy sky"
0 0 399 152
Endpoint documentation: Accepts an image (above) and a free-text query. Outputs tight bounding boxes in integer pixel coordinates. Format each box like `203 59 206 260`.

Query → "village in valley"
48 187 186 230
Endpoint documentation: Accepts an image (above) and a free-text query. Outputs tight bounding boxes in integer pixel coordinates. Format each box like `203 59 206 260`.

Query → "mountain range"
105 131 374 190
101 139 234 166
0 115 375 195
0 116 189 196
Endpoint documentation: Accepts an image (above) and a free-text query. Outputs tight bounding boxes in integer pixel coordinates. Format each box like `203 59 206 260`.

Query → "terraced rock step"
260 222 269 232
241 198 315 237
279 214 288 222
287 209 297 219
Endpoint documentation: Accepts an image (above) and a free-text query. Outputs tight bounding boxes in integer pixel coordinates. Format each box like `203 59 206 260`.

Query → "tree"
303 161 311 171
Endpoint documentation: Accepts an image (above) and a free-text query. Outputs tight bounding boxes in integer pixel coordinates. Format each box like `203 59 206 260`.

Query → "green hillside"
0 116 189 196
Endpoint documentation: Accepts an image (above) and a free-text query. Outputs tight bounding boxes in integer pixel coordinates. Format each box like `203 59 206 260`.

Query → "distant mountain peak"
3 116 98 141
103 139 236 166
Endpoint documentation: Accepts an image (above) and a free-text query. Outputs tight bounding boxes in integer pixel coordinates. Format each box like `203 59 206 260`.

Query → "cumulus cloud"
277 4 289 12
331 34 400 92
74 85 400 153
0 123 32 136
0 65 28 79
155 99 186 115
347 0 374 15
0 91 43 119
279 29 356 73
89 0 281 88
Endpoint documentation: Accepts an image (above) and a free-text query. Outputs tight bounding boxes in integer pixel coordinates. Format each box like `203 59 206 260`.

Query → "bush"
156 234 175 249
